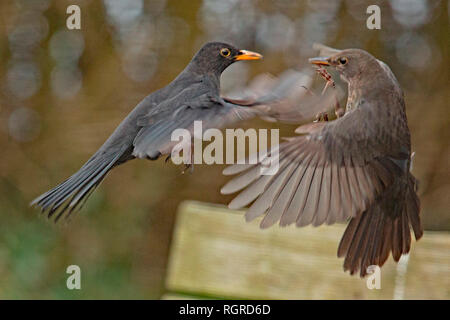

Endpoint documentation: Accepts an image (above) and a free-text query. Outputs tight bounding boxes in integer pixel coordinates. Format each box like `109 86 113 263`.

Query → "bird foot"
334 97 345 118
314 111 329 122
335 105 345 118
182 163 194 174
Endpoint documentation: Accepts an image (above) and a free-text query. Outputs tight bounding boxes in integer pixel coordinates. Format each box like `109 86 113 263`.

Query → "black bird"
31 42 268 221
221 45 423 277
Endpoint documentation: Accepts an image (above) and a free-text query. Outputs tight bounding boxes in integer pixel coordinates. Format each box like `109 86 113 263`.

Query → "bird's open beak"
309 57 330 66
235 50 263 61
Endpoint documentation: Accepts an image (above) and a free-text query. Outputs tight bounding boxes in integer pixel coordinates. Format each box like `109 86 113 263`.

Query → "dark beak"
309 57 331 66
235 50 263 61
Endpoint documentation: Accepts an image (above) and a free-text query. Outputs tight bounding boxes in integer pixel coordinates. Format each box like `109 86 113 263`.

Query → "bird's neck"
174 67 221 91
346 83 364 112
204 72 221 90
346 66 400 113
185 60 223 80
346 81 383 112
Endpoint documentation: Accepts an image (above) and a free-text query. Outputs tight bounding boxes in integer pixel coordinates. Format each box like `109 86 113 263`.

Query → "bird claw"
181 163 194 174
181 148 195 174
333 96 345 118
335 105 345 118
314 111 329 122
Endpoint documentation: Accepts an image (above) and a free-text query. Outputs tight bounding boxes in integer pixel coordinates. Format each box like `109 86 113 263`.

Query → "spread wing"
221 101 406 229
132 70 338 160
132 90 259 159
223 69 342 124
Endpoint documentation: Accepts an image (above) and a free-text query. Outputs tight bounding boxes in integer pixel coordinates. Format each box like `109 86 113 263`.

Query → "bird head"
309 47 378 83
189 42 262 74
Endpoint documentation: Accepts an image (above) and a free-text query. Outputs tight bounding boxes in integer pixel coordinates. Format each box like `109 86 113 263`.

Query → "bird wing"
223 69 342 124
221 101 405 229
132 88 261 159
132 70 337 160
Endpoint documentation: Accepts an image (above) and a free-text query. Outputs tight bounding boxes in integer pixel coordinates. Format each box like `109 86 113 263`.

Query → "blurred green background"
0 0 448 299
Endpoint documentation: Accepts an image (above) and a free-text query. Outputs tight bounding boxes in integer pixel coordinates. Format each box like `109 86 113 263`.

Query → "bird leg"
181 144 195 174
165 144 194 174
182 163 194 174
334 98 345 118
313 112 329 122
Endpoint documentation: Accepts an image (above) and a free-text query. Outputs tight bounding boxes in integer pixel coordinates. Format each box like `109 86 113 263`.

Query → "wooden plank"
166 201 450 299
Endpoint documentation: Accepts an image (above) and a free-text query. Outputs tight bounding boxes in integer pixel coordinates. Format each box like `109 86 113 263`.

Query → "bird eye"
220 48 231 57
339 57 348 65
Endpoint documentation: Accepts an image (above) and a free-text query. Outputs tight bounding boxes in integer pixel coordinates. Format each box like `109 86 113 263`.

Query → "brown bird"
221 45 423 277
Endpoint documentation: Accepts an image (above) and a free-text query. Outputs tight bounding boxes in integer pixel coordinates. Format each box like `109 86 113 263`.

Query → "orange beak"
309 57 331 66
235 50 263 61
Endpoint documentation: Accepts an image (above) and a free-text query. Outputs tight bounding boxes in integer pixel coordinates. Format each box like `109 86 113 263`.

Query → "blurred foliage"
0 0 448 299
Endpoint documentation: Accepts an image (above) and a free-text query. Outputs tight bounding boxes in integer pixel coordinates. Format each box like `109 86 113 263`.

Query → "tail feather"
39 160 107 211
31 150 125 222
338 174 422 277
31 157 101 208
405 175 423 239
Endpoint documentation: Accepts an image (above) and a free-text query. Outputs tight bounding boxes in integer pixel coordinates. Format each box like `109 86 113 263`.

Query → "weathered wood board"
165 201 450 299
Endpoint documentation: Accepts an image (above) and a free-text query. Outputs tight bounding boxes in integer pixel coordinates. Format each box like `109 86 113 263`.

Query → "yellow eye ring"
220 48 231 57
